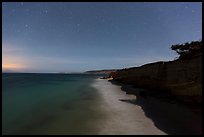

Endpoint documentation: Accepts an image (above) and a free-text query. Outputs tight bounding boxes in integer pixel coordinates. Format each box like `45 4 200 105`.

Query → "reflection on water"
2 73 105 135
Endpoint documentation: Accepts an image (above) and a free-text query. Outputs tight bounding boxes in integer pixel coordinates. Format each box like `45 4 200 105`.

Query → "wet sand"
91 78 166 135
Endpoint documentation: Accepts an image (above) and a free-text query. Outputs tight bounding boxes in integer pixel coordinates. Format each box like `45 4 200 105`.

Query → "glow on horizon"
2 45 26 71
2 63 24 70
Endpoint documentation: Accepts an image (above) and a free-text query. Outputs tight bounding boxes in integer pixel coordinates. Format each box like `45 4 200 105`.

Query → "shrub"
171 40 202 59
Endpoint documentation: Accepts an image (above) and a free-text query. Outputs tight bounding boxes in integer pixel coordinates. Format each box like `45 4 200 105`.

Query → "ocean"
2 73 167 135
2 73 106 135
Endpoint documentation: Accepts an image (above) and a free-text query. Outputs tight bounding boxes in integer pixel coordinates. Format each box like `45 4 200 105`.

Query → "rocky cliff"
110 54 202 104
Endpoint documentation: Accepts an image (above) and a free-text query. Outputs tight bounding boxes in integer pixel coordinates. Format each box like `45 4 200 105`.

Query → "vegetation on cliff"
171 40 202 60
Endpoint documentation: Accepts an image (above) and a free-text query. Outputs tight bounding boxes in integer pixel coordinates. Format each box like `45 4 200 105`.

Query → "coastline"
91 78 166 135
107 79 202 135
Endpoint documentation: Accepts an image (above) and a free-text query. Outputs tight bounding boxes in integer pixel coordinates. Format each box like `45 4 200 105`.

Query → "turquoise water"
2 73 106 135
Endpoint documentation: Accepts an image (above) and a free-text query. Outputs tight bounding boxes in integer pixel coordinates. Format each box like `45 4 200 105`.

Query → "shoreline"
91 78 166 135
106 79 202 135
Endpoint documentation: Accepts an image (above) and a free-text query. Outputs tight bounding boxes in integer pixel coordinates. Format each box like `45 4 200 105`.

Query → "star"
25 24 31 29
185 6 188 9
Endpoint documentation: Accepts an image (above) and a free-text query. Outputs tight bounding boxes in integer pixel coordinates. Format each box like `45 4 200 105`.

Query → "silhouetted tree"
171 40 202 59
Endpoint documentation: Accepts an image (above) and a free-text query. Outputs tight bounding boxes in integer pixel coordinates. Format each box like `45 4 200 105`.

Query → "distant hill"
84 69 117 75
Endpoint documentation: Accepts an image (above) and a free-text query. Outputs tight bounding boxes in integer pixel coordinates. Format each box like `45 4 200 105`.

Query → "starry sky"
2 2 202 73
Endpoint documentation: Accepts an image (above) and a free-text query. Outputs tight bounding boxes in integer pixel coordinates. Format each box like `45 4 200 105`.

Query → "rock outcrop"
110 54 202 104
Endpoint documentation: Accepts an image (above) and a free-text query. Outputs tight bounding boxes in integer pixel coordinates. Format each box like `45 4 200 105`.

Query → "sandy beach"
91 78 202 135
91 78 166 135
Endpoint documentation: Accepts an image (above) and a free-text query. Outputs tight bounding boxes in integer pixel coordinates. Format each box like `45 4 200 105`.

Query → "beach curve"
91 78 166 135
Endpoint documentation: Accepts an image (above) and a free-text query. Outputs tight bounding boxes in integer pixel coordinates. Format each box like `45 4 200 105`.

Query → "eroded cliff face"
111 54 202 103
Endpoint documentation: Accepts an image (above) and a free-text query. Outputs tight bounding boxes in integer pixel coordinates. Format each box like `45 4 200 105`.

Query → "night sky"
2 2 202 73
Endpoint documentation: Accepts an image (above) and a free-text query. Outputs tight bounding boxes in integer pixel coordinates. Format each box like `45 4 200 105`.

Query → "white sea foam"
91 78 166 135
